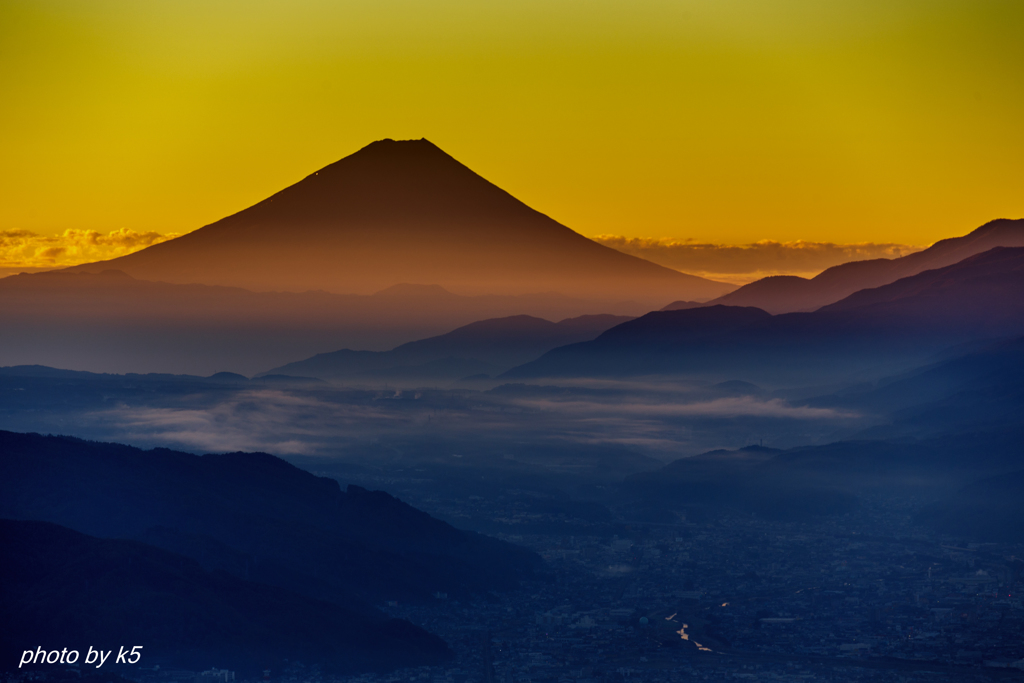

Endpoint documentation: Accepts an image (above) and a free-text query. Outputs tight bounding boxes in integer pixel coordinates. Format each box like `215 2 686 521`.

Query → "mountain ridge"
0 269 648 375
705 218 1024 313
0 430 541 606
504 245 1024 383
263 313 634 383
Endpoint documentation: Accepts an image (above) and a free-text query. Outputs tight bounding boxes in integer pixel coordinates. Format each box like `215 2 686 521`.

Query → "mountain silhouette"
815 334 1024 441
0 519 451 674
263 313 633 383
0 270 647 375
622 445 858 520
707 218 1024 313
68 139 734 304
625 427 1024 524
504 246 1024 382
819 245 1024 320
501 305 773 379
659 300 704 311
0 431 540 607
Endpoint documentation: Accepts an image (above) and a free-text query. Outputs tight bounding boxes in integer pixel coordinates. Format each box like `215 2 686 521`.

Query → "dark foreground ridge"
0 430 545 673
0 431 540 605
0 519 452 675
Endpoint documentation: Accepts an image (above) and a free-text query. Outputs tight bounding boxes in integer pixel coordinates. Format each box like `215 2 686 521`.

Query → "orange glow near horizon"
1 0 1021 249
0 228 927 285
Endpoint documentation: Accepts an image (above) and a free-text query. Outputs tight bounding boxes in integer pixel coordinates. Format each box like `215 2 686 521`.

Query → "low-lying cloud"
86 386 858 459
0 228 178 272
95 389 412 455
514 396 856 420
594 235 924 284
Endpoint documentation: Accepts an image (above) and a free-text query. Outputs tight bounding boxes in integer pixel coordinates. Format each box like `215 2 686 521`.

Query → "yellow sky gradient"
1 0 1021 248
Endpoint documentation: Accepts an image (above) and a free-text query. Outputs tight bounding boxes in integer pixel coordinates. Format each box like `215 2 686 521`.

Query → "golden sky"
1 0 1021 250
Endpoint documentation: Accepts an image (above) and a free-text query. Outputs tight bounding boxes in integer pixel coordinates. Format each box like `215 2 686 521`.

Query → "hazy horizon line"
1 228 924 284
592 235 925 284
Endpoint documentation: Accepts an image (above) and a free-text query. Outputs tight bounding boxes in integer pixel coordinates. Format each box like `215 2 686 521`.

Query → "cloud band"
594 235 924 284
0 228 179 272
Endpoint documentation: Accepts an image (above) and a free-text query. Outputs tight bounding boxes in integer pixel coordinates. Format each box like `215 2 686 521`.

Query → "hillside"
0 519 450 674
0 431 540 605
264 313 633 382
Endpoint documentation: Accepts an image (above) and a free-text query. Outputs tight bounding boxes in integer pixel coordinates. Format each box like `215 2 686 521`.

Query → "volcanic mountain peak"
67 139 735 303
225 137 526 231
163 137 534 248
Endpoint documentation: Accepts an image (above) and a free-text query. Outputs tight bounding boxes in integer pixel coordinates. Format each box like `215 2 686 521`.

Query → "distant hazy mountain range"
621 331 1024 530
700 218 1024 313
0 271 637 375
505 245 1024 383
815 334 1024 442
263 313 633 383
10 240 1021 381
68 139 734 305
